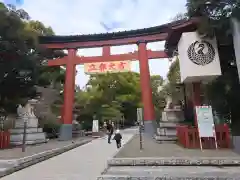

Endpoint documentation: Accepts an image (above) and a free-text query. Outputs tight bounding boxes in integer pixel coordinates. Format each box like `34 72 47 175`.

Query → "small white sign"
137 108 143 122
196 106 215 137
92 120 99 133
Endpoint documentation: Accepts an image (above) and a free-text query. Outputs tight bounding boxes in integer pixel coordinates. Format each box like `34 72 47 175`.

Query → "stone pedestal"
155 108 184 143
10 101 47 145
162 108 184 122
10 127 47 145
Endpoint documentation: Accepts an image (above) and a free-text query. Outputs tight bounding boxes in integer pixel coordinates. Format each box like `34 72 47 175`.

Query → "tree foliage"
75 72 164 126
167 57 180 84
0 2 64 113
161 57 183 105
0 3 38 111
171 12 188 22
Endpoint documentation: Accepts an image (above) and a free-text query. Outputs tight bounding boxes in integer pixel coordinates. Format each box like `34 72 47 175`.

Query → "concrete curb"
96 175 240 180
107 157 240 166
0 139 92 178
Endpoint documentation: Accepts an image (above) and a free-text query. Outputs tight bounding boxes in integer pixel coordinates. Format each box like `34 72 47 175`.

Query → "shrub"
43 119 61 139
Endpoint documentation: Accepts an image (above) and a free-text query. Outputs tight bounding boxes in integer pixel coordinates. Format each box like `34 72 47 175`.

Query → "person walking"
106 120 114 144
113 129 122 148
111 121 115 131
103 121 107 133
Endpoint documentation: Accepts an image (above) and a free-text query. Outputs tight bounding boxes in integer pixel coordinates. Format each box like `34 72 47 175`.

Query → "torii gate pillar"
59 49 76 141
137 41 156 137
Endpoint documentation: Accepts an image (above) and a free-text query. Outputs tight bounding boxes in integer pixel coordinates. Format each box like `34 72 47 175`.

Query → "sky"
1 0 187 88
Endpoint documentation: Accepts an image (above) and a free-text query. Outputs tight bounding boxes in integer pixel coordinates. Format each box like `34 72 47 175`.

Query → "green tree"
0 2 65 113
0 3 38 112
160 13 188 107
171 12 188 22
186 0 240 133
150 75 165 119
161 57 183 105
75 72 164 126
76 73 141 124
24 20 66 88
167 58 180 84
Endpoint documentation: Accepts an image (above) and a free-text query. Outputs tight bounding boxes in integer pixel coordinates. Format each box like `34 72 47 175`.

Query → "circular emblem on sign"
187 40 215 66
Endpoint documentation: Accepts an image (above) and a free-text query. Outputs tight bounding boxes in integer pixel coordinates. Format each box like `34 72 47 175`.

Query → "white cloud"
2 0 187 87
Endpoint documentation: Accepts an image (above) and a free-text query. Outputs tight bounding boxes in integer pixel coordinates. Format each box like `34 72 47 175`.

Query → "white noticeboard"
196 106 215 137
92 120 99 133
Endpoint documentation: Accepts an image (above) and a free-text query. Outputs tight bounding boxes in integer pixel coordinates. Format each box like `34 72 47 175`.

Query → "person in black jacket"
113 129 122 148
106 120 114 144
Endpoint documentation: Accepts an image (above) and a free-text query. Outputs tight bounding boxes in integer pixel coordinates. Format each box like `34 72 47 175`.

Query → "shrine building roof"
165 18 199 56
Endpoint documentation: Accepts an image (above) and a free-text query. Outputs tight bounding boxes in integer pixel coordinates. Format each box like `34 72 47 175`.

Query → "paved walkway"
0 137 93 160
1 128 137 180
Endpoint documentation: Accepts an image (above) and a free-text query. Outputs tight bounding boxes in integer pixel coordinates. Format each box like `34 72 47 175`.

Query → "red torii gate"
39 19 196 140
47 46 168 140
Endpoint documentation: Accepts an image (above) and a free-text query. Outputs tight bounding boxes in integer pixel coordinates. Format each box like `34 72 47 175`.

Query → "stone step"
10 128 43 134
107 157 240 166
157 128 176 136
154 135 177 142
159 122 178 128
98 166 240 179
155 140 176 144
10 139 48 145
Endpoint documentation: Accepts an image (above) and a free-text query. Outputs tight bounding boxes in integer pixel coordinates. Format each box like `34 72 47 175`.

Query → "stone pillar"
137 41 156 136
59 49 76 141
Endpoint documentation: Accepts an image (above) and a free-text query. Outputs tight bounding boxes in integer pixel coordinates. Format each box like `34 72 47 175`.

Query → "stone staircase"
154 108 184 143
100 166 240 179
155 122 178 143
98 157 240 179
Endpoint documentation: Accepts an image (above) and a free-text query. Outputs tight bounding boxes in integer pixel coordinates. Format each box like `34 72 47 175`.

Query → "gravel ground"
115 134 240 158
